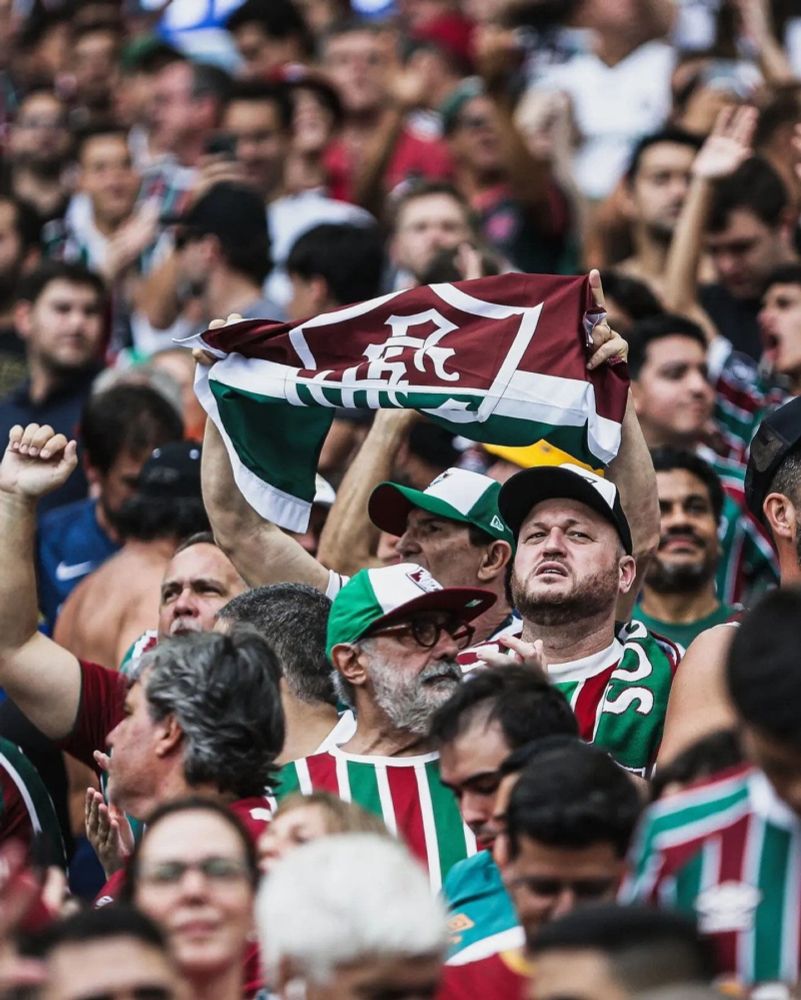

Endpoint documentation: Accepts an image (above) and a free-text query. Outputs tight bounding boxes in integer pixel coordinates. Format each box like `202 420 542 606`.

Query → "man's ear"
13 301 32 341
764 491 796 541
477 540 513 582
154 714 184 758
618 554 637 594
330 643 368 691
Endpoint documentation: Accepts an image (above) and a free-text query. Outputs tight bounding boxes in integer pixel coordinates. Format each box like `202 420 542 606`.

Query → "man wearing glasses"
278 561 495 889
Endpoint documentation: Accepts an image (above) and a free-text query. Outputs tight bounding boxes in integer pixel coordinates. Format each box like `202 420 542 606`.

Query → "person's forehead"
224 99 282 128
513 835 618 870
82 133 129 158
706 206 772 242
656 467 711 504
163 543 238 585
37 279 99 306
19 93 63 117
406 507 464 531
140 809 244 860
764 281 801 305
48 937 175 996
643 334 706 367
398 193 467 228
637 141 695 174
441 716 510 774
519 496 606 530
325 30 381 57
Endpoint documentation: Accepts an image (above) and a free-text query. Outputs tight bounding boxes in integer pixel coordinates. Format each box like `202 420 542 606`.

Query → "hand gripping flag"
191 273 629 532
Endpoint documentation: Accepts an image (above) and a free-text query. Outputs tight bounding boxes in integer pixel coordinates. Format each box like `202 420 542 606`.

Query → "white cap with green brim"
368 468 514 545
325 562 496 659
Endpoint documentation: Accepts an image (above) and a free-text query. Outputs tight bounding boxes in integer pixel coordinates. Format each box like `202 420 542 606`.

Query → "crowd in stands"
1 0 801 997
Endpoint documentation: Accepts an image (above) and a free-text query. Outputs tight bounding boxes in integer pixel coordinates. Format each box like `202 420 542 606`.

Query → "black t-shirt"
700 283 762 359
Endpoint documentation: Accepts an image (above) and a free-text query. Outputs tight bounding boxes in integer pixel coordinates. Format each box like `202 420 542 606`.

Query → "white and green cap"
368 468 514 545
326 562 496 658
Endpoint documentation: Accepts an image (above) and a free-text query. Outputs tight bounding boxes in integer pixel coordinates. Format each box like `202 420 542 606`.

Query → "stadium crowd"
0 0 800 997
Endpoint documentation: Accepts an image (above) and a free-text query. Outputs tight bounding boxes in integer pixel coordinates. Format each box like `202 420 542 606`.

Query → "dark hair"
0 196 42 253
225 0 313 56
625 128 702 183
288 76 344 129
16 260 106 306
173 530 217 555
217 584 336 706
112 495 209 543
650 730 743 801
407 423 459 473
190 62 232 106
529 904 717 987
417 244 502 285
499 733 582 777
139 628 285 796
287 223 384 307
627 313 708 379
598 270 663 325
226 79 293 131
765 262 801 293
122 796 260 902
31 904 168 956
708 156 788 232
429 666 578 750
727 588 801 747
755 90 801 149
81 385 183 475
650 447 725 524
75 122 130 161
507 740 642 860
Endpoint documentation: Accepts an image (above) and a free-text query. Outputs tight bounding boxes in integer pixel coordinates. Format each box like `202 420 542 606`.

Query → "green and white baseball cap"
368 468 514 545
326 562 496 658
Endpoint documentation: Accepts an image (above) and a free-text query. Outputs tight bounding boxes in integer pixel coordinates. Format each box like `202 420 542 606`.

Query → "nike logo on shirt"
55 560 95 582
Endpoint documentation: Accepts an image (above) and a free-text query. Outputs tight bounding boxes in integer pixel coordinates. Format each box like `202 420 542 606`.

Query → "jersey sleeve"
59 661 126 771
619 811 673 905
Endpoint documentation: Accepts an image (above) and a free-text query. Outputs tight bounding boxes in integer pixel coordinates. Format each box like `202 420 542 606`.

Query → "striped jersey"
0 738 65 868
622 765 801 985
277 747 476 890
463 620 680 775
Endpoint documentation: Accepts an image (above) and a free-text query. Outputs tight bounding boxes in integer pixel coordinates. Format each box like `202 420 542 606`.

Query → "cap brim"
498 467 632 554
363 586 496 638
368 482 469 536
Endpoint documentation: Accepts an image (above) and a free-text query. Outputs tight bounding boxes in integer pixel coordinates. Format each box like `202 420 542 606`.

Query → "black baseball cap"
168 183 270 251
136 441 202 500
745 396 801 520
497 463 633 555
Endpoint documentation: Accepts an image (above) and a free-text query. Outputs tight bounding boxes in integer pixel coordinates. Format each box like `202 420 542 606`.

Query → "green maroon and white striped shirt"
622 765 801 986
277 747 476 891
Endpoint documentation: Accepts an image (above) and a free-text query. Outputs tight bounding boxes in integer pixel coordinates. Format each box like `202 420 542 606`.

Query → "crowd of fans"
0 0 801 997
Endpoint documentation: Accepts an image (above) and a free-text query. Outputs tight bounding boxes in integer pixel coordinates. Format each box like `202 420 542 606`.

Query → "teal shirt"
632 602 738 650
442 850 520 961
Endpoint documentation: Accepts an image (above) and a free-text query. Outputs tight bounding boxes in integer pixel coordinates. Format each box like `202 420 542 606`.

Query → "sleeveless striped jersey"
622 765 801 985
278 747 476 890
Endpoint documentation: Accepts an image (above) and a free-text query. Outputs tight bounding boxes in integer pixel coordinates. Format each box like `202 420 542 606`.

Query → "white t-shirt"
535 40 675 199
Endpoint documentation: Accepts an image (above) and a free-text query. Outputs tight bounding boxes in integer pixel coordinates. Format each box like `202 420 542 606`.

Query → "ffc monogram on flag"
192 273 629 531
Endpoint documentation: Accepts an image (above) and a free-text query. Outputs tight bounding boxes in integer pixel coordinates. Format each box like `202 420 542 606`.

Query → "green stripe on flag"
211 382 332 502
347 761 383 821
426 760 469 879
673 843 705 914
753 822 790 981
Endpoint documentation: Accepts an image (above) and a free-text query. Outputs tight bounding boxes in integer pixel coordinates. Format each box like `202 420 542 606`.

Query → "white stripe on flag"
0 751 42 834
294 758 313 795
335 753 352 803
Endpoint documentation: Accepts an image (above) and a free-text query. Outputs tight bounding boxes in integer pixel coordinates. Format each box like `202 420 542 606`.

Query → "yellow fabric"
483 439 604 475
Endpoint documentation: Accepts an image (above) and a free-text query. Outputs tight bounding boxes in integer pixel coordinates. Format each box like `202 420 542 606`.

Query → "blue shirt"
442 850 520 962
0 369 99 513
37 497 119 634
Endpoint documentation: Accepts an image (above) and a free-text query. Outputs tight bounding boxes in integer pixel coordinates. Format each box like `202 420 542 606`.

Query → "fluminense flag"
191 273 629 531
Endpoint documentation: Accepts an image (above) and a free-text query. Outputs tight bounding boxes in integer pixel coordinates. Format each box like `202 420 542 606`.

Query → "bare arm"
606 391 660 622
0 426 82 740
663 105 757 339
202 417 330 591
134 248 184 331
735 0 796 87
656 624 737 767
317 409 418 575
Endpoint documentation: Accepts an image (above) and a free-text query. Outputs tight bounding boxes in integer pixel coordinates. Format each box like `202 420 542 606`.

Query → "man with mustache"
633 449 738 648
278 561 496 888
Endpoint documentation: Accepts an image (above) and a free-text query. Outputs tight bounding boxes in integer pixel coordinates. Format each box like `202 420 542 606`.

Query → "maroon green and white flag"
191 274 629 531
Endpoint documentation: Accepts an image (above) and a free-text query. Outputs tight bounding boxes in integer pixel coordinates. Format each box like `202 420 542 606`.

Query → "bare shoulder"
657 623 738 767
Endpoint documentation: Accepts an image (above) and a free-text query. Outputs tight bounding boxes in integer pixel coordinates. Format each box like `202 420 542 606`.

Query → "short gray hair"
257 834 447 985
137 628 284 797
